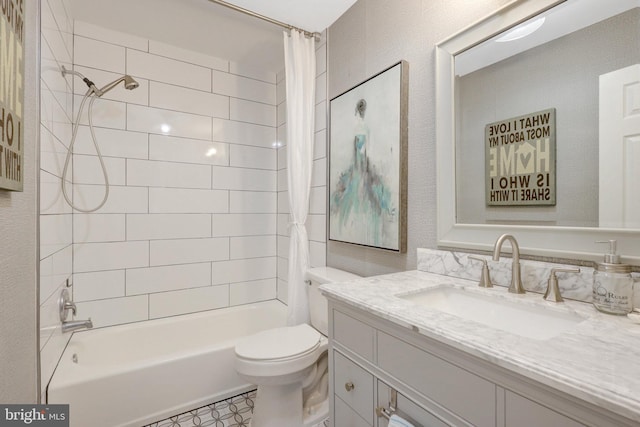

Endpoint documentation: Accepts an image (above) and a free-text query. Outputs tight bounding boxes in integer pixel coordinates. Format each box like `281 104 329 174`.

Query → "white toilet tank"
306 267 361 336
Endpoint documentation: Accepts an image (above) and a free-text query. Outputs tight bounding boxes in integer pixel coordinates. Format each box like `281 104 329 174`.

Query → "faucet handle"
469 255 493 288
59 289 77 321
64 300 77 316
544 267 580 303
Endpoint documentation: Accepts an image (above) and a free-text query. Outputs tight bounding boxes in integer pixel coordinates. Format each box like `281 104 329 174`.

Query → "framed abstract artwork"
328 61 408 252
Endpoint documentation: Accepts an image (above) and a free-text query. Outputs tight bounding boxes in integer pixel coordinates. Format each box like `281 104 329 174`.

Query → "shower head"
96 75 140 97
123 75 139 90
61 66 140 97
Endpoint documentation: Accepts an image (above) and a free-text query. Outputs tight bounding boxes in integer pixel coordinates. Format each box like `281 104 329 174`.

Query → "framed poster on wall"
485 108 556 206
0 0 25 191
328 61 408 253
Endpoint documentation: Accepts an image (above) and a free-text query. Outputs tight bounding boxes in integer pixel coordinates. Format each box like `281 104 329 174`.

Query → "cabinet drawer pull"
345 381 355 392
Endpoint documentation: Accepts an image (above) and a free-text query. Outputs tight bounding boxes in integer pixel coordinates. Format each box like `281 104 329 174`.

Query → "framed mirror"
436 0 640 265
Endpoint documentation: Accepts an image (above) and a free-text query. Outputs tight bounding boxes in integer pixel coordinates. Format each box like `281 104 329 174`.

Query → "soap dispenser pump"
592 240 633 315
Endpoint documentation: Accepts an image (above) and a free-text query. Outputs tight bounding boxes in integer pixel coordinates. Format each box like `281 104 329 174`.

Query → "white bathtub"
47 300 287 427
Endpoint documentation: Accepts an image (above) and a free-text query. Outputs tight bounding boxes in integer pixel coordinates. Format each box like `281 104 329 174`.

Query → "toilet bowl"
234 267 361 427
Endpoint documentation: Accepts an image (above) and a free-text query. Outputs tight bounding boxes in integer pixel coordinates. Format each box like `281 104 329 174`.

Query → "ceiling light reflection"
496 17 546 42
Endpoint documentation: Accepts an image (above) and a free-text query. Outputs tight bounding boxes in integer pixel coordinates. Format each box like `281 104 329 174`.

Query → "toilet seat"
235 324 324 379
236 324 321 361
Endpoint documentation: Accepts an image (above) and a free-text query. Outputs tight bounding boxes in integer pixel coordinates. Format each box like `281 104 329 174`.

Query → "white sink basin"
398 286 584 340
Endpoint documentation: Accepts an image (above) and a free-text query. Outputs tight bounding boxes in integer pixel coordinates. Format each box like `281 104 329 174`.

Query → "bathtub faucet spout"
62 318 93 333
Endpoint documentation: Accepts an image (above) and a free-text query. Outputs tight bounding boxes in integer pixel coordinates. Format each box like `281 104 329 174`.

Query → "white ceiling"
68 0 357 73
221 0 357 33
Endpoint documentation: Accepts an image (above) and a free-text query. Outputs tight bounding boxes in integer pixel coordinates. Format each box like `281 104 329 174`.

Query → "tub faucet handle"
59 289 77 321
468 256 493 288
64 300 77 316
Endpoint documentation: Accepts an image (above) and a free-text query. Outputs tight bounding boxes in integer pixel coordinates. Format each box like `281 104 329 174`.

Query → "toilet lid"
236 324 321 361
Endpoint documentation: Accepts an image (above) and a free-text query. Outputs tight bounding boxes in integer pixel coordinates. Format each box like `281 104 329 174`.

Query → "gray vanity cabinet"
328 300 632 427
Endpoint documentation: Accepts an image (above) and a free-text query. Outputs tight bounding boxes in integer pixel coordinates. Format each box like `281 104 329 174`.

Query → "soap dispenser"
592 240 633 315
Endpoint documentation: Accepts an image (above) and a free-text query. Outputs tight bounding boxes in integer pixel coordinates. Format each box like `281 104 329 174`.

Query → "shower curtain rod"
207 0 321 40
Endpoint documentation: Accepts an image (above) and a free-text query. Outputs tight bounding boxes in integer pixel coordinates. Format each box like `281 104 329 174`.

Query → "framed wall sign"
0 0 25 191
329 61 408 252
485 108 556 206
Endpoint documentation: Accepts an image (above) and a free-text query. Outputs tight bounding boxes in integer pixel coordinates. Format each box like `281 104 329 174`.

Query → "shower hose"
61 89 110 213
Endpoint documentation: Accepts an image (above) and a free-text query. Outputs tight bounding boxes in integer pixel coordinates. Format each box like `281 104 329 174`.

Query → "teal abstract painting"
329 61 408 252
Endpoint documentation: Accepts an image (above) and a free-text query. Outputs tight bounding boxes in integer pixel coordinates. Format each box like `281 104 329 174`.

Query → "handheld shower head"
61 66 140 97
96 75 140 97
123 75 139 90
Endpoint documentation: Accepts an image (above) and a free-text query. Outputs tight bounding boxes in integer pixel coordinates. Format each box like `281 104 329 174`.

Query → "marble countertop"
320 270 640 422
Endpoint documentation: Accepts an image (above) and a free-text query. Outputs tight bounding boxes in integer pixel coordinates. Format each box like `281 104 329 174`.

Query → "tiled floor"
145 391 255 427
145 390 330 427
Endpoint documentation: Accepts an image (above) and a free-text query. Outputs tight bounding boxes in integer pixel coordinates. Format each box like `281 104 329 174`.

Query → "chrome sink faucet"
492 234 526 294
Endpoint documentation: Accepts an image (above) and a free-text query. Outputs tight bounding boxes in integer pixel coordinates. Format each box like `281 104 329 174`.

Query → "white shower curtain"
283 29 316 326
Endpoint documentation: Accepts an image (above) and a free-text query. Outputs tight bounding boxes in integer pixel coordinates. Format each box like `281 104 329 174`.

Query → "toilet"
234 267 361 427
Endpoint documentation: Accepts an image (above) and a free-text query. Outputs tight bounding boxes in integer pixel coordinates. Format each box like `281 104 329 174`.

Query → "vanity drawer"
333 309 375 362
334 350 374 425
335 396 372 427
505 391 586 427
378 332 496 427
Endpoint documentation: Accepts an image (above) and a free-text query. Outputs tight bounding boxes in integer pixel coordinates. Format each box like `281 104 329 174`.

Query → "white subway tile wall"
149 81 229 119
126 263 211 296
310 33 328 266
213 257 278 285
40 0 75 399
73 270 126 302
149 40 228 71
149 285 229 319
276 33 328 304
127 49 212 91
149 135 229 166
70 21 282 329
212 214 277 237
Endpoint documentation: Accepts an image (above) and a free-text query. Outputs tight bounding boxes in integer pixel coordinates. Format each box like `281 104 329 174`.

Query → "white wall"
39 0 75 399
276 34 329 303
69 22 280 327
326 0 512 276
0 0 40 403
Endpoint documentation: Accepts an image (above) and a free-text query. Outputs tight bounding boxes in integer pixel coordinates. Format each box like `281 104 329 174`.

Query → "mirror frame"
436 0 640 265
